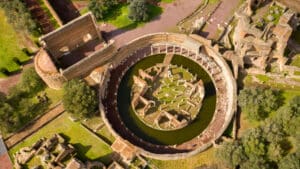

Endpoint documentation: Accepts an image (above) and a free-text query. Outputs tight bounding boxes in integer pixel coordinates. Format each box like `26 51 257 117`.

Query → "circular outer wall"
100 33 237 160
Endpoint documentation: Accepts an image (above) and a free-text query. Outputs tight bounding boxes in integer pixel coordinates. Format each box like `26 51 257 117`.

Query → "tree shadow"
58 133 71 142
72 143 92 161
93 152 114 165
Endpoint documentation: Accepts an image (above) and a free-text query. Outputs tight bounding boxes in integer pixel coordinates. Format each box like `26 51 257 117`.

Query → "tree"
88 0 119 20
238 88 282 121
279 153 300 169
0 103 19 133
88 0 106 20
240 157 272 169
276 96 300 136
263 119 285 142
216 141 247 168
63 79 98 119
19 67 45 95
242 127 267 156
128 0 149 22
0 0 38 34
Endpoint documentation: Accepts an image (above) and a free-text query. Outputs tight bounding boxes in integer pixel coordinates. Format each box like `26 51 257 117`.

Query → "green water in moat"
117 54 216 145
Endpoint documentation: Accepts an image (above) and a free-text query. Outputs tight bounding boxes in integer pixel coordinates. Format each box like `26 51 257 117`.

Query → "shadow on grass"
93 152 114 165
73 143 92 160
59 133 71 142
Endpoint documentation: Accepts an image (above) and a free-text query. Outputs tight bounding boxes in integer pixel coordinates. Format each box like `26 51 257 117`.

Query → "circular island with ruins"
130 55 205 131
100 33 237 159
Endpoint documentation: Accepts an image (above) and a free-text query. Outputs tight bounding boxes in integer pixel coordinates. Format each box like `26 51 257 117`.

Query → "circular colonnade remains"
100 33 236 160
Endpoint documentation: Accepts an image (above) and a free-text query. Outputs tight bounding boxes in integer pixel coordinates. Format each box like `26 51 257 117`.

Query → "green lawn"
9 113 113 164
209 0 220 4
282 89 300 104
0 9 30 75
255 74 271 83
30 87 63 108
103 4 163 29
82 116 116 144
160 0 175 3
263 4 284 24
291 54 300 68
149 148 221 169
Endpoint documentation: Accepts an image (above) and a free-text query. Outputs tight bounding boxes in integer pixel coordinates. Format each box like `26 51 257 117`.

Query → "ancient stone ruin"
130 54 205 130
13 134 105 169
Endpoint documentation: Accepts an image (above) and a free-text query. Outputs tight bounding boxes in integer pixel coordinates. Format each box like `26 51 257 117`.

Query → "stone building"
228 2 298 73
35 12 116 89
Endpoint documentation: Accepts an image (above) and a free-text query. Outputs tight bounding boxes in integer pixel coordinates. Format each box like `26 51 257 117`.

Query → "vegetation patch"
263 4 284 24
0 68 48 134
104 3 162 29
0 9 31 75
216 95 300 169
63 79 98 119
238 87 282 121
89 0 162 29
291 54 300 68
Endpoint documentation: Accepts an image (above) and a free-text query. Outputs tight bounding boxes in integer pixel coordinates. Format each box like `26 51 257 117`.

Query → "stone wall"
62 41 116 79
34 49 66 90
40 12 102 59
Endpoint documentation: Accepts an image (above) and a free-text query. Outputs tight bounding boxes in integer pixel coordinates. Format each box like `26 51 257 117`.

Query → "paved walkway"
5 103 64 149
202 0 241 39
101 0 203 47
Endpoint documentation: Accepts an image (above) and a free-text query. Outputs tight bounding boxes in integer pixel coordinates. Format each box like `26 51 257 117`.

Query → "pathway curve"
101 0 204 47
5 103 64 149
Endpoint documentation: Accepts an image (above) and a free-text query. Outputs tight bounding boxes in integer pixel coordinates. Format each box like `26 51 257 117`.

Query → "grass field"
82 116 116 144
9 113 113 165
160 0 175 3
0 9 30 76
291 54 300 68
148 148 222 169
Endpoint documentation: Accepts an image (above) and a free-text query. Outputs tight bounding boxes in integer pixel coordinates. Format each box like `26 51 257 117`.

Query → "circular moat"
100 33 236 158
118 54 216 144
